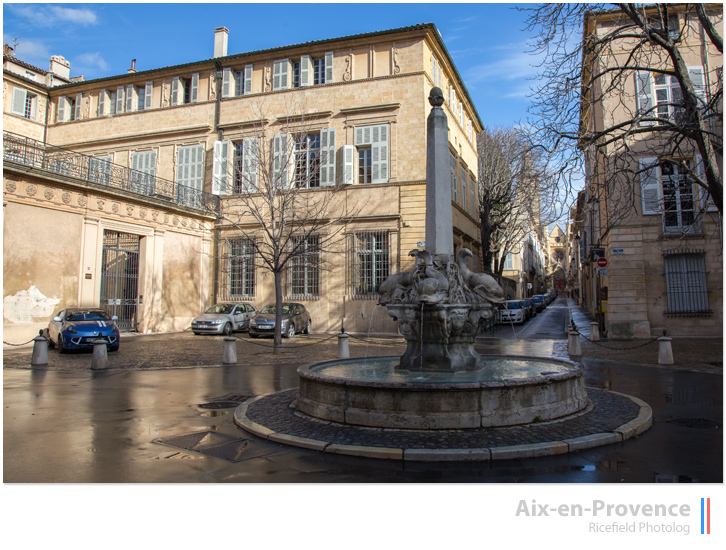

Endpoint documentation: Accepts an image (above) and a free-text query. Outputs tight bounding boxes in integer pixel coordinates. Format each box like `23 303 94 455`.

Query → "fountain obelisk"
425 87 454 258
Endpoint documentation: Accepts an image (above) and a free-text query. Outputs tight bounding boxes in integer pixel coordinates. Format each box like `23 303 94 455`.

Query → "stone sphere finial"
429 87 444 107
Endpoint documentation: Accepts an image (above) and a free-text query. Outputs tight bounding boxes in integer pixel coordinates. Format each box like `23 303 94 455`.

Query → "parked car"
191 302 257 335
522 298 536 320
499 300 527 324
249 303 311 338
531 295 546 312
45 308 120 353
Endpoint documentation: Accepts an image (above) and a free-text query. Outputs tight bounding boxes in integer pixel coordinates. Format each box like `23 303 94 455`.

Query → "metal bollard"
337 333 350 359
590 322 600 342
568 329 582 358
31 335 49 366
658 336 674 365
222 337 238 364
91 340 109 370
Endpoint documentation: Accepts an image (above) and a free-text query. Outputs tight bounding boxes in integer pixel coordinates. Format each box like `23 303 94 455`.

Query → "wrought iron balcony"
3 131 219 214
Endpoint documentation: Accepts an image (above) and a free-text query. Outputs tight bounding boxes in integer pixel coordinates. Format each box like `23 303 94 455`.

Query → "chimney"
214 27 229 58
49 55 71 80
127 59 137 73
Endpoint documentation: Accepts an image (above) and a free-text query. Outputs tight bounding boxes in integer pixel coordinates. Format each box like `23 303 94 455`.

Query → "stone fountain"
294 88 589 429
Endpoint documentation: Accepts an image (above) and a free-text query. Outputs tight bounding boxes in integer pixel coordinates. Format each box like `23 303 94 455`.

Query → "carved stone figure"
343 54 352 82
264 66 272 92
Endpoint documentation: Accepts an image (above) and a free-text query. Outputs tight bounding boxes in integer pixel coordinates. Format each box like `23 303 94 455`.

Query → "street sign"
598 267 608 276
596 257 608 268
417 241 425 247
611 248 624 255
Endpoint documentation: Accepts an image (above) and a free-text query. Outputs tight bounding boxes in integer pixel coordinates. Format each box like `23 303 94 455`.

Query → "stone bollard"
222 337 238 364
658 336 674 365
568 329 582 358
31 335 49 366
91 340 109 370
590 322 600 342
337 333 350 359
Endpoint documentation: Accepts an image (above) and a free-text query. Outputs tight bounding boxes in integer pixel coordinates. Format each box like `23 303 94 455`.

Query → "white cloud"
465 50 539 84
7 4 98 28
75 52 109 72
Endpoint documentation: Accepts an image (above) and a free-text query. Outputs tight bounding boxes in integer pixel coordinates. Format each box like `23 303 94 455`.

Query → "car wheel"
303 319 311 335
222 323 232 336
57 334 66 354
285 324 295 339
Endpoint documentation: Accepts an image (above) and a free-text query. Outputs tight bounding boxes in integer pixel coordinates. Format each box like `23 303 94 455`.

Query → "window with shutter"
213 141 230 195
354 124 389 184
57 96 67 122
116 86 125 114
461 166 467 210
459 102 463 126
145 82 153 109
639 157 661 216
273 60 289 91
471 176 477 216
74 93 83 121
222 68 232 98
635 72 655 125
176 144 205 207
325 52 333 83
450 153 458 202
319 129 336 186
98 90 107 117
12 88 27 116
687 66 707 110
89 155 113 185
340 145 355 185
273 134 290 188
126 85 135 112
130 150 157 195
172 77 180 105
244 64 253 95
191 73 199 103
242 137 259 192
695 154 717 213
300 56 311 87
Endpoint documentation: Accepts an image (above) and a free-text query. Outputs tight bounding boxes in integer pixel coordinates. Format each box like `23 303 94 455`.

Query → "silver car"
191 302 257 336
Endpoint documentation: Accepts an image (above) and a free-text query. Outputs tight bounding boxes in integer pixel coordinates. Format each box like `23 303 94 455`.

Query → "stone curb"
233 389 654 462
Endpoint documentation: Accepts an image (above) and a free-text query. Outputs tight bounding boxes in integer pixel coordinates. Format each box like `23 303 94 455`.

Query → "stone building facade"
579 5 722 338
3 24 483 341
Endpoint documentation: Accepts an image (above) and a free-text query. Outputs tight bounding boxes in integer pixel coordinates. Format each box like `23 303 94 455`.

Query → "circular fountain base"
296 355 588 429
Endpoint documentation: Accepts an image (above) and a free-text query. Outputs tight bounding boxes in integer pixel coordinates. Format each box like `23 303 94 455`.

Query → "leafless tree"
477 127 559 277
521 3 723 237
208 102 360 352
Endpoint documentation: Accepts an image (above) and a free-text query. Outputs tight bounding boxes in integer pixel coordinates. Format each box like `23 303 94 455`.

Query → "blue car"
46 308 120 353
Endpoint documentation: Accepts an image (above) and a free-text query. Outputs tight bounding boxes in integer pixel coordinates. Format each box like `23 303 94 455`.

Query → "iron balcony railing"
3 131 220 214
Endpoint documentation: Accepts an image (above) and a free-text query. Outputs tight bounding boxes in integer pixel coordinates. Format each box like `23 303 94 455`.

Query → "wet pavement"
3 297 722 482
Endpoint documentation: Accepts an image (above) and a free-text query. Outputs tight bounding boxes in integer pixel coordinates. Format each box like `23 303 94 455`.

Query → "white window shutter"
11 88 26 115
177 146 190 186
300 55 311 87
213 140 230 195
639 157 661 215
171 77 180 106
145 82 153 109
687 66 707 109
340 145 355 185
75 93 83 120
244 64 253 94
695 154 717 212
273 133 290 188
222 68 232 98
371 124 389 184
242 137 259 192
273 60 289 90
191 73 199 103
635 71 655 125
319 128 336 186
115 86 125 113
431 56 436 85
325 52 334 83
98 90 106 116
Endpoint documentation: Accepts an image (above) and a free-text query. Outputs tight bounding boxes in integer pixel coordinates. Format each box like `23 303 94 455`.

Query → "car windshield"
505 302 522 310
205 304 235 314
66 311 111 321
260 305 292 314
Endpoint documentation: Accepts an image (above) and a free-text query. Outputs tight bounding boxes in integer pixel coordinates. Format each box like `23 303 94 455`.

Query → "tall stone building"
3 23 483 342
579 5 722 338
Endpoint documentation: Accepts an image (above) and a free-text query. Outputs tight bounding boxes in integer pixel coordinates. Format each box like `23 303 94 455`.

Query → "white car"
191 302 257 336
499 300 526 324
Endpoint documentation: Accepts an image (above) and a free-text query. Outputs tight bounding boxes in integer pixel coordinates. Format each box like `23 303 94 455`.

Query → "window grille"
221 238 255 300
289 235 320 298
664 252 710 316
661 160 697 234
352 231 390 296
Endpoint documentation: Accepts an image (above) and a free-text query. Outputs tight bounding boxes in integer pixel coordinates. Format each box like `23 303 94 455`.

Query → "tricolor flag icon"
701 498 711 534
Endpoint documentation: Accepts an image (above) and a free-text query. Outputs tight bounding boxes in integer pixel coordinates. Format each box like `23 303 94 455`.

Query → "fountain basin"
296 355 588 430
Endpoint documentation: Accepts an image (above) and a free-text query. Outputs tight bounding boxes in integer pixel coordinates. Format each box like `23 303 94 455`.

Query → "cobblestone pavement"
245 388 640 449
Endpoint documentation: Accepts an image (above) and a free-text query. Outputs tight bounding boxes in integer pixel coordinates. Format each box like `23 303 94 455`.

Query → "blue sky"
3 2 541 128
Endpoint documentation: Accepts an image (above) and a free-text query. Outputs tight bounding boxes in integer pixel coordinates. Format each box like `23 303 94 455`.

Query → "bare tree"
477 127 557 277
521 3 723 234
208 102 360 352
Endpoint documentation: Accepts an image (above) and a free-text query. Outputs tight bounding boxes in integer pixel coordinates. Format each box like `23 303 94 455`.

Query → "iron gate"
101 230 140 331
